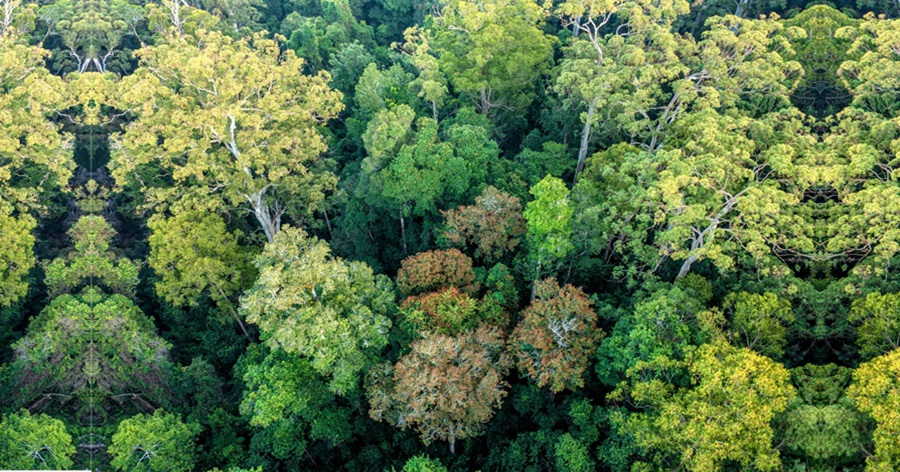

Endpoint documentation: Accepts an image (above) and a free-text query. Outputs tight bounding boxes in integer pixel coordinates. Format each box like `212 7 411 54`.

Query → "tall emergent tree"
113 3 343 242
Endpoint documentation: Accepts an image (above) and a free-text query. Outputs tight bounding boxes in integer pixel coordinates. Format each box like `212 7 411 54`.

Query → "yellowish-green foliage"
148 207 251 308
702 291 796 358
0 18 71 209
241 226 393 395
849 292 900 358
428 0 554 114
0 410 75 469
0 199 35 306
847 348 900 472
616 341 796 472
838 16 900 113
112 19 343 242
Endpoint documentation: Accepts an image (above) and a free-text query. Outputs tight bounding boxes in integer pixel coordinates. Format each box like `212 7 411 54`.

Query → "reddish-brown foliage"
440 186 525 262
510 278 602 392
396 249 478 296
366 325 511 453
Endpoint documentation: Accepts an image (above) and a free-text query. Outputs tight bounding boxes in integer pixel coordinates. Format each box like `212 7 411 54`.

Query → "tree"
706 291 796 358
0 11 72 206
849 292 900 358
113 19 343 242
108 410 200 472
358 107 500 254
555 0 691 174
402 455 449 472
241 226 394 395
0 410 75 469
395 248 478 296
44 215 140 297
439 186 525 263
615 341 796 472
510 278 602 392
11 289 173 410
37 0 144 73
237 345 355 463
524 176 573 298
367 325 511 453
555 433 595 472
838 17 900 115
573 109 813 283
555 2 803 175
596 285 708 386
401 286 505 336
400 27 448 120
283 0 373 72
0 4 71 307
0 200 35 307
147 207 253 336
427 0 554 115
847 348 900 472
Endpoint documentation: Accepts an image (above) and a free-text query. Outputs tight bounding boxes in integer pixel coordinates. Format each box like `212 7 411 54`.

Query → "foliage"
0 200 35 307
847 348 900 472
113 23 343 242
367 325 510 453
0 410 75 469
11 288 173 409
439 186 525 263
108 410 200 472
510 278 602 392
849 292 900 358
396 248 478 296
615 341 797 472
241 226 393 394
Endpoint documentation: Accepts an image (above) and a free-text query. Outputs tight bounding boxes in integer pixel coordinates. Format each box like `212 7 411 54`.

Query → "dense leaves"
2 1 900 470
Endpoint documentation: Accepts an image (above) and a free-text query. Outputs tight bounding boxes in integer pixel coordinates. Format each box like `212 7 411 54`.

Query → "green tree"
44 214 140 297
849 292 900 358
113 21 343 242
37 0 144 73
241 226 393 394
427 0 554 115
847 348 900 472
0 200 35 307
147 207 254 337
237 345 355 465
705 291 796 358
596 285 708 386
0 410 75 469
108 410 200 472
524 176 574 298
615 341 796 472
402 455 449 472
11 289 173 410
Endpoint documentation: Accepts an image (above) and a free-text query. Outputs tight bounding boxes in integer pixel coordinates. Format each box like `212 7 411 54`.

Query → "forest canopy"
1 0 900 470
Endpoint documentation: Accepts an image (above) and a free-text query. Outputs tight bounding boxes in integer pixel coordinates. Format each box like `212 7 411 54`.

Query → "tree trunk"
574 101 596 182
214 285 252 341
247 188 280 243
399 212 408 255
